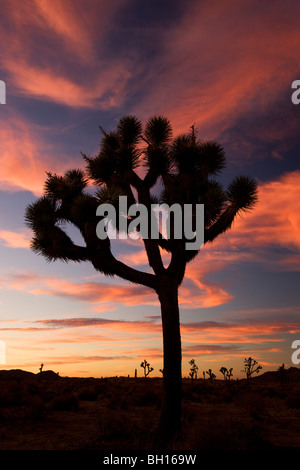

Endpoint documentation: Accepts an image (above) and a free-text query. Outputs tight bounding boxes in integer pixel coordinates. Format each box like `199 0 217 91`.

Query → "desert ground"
0 367 299 451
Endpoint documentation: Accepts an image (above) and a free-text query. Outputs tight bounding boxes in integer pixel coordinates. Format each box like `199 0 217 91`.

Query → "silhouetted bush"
286 391 300 409
79 386 98 401
25 396 48 420
135 389 160 407
49 392 79 411
98 410 142 449
238 392 268 421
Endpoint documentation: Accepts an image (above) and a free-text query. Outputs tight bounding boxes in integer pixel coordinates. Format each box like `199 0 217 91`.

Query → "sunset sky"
0 0 300 379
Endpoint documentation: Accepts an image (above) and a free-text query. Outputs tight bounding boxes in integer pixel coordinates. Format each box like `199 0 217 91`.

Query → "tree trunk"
156 280 182 444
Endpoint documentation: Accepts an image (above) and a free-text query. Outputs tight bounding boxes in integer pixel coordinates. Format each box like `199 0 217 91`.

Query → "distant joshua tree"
39 363 44 373
25 115 257 440
189 359 199 382
278 363 287 383
159 368 164 376
140 359 154 378
220 366 227 380
220 366 233 381
242 357 262 380
206 369 216 381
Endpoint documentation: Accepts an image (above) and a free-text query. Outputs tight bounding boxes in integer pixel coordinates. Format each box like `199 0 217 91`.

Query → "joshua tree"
159 368 164 376
25 115 257 440
39 363 44 373
140 359 154 378
226 367 233 381
206 369 216 381
242 357 262 380
189 359 199 382
220 366 227 380
278 363 287 384
220 366 233 381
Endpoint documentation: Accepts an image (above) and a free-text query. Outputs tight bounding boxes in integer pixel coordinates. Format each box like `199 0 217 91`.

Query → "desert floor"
0 369 299 451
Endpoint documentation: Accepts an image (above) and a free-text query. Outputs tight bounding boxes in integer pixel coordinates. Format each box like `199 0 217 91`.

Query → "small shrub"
25 396 47 420
79 387 98 401
0 389 11 408
135 390 160 407
49 392 79 411
286 392 300 409
98 410 138 446
239 392 268 421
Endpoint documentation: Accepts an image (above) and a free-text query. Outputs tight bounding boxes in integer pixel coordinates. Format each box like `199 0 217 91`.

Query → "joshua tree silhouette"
206 369 216 381
226 367 233 381
242 357 262 380
189 359 199 382
140 359 154 378
220 366 233 380
25 115 257 440
220 366 227 380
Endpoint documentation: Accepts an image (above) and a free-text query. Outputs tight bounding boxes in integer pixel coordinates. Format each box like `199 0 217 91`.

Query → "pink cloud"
2 266 232 311
0 230 31 249
1 0 131 109
133 1 300 142
6 59 131 109
1 272 158 309
209 170 300 256
0 115 73 195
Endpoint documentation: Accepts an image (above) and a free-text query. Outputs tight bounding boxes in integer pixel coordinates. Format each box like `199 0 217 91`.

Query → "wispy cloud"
32 316 161 333
133 0 300 146
229 170 300 251
0 115 74 195
1 266 232 311
1 0 131 109
0 229 31 249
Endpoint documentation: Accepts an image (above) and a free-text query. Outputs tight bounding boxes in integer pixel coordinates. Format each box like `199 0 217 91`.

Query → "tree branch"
204 205 237 244
90 248 158 289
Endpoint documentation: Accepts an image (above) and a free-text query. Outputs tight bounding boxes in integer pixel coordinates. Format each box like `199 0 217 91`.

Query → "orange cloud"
0 115 73 195
1 0 130 109
3 266 232 311
1 272 158 309
0 230 31 249
181 321 296 346
228 170 300 251
6 59 131 109
132 1 300 143
182 344 281 359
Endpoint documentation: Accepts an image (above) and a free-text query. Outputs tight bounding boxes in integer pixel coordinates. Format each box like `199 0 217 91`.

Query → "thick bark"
156 279 182 443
